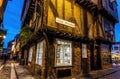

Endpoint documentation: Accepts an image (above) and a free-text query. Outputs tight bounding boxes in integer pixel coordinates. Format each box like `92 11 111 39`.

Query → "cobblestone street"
99 71 120 79
0 60 11 79
98 67 120 79
0 60 34 79
1 59 120 79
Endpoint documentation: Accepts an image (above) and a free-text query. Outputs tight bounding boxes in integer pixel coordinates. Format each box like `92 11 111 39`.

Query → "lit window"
104 19 111 39
82 44 87 58
29 46 33 62
36 41 44 65
56 39 72 66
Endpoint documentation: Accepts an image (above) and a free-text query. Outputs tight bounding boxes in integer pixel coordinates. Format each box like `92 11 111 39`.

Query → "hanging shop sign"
56 17 75 28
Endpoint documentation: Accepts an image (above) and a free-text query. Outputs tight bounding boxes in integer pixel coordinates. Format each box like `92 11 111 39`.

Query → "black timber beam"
75 0 98 14
99 8 118 23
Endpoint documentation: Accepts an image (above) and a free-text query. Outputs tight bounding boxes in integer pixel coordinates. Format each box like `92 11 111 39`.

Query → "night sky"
3 0 24 48
115 0 120 42
2 0 120 48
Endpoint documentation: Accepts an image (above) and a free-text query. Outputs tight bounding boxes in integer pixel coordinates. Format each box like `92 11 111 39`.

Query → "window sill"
54 65 74 68
35 64 42 66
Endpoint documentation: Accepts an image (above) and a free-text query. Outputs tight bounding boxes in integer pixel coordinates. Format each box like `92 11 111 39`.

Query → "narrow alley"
0 0 120 79
0 60 34 79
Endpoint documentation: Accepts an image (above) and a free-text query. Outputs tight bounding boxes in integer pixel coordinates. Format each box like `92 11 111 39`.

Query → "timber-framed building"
20 0 118 78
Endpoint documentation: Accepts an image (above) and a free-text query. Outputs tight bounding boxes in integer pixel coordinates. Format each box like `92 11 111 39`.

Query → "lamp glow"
3 35 6 39
0 0 3 7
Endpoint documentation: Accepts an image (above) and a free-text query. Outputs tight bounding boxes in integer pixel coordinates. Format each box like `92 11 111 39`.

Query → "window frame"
28 46 33 62
55 39 72 67
82 44 87 58
35 40 44 65
104 19 111 38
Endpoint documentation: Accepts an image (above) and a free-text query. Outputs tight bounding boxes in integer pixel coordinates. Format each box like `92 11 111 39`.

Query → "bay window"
36 41 44 65
56 39 72 66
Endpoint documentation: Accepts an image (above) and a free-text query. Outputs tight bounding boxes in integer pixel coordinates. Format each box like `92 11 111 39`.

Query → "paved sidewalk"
0 60 4 71
78 68 118 79
12 62 119 79
0 59 3 66
63 68 118 79
10 63 17 79
0 61 11 79
14 63 34 79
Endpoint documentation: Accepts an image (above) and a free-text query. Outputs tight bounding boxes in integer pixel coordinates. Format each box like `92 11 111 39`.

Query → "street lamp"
0 0 3 7
3 35 6 39
0 0 12 7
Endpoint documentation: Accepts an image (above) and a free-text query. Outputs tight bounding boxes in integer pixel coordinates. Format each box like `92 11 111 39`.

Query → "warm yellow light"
3 35 6 38
0 0 3 7
0 35 6 38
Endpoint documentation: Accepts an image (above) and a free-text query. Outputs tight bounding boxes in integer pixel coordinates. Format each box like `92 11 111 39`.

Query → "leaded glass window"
56 40 72 66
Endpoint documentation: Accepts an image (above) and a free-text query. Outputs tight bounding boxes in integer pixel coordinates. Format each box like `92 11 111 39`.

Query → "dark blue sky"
2 0 120 48
3 0 24 48
115 0 120 42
